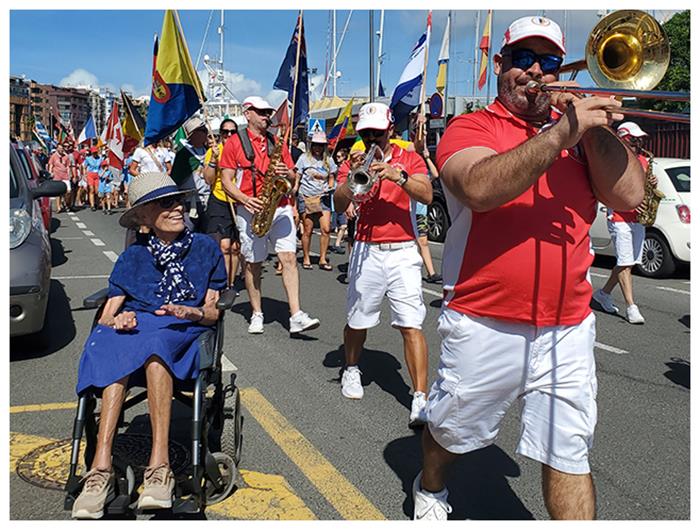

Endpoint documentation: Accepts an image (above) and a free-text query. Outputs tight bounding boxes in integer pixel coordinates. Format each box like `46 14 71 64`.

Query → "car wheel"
638 230 676 278
427 201 449 243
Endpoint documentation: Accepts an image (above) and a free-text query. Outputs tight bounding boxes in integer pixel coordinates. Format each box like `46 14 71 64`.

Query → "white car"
589 157 690 278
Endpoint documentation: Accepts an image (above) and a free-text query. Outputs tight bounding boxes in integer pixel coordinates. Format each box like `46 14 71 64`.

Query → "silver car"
10 143 66 337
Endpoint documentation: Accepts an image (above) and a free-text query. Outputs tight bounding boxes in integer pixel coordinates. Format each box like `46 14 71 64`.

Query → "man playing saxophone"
334 102 433 428
220 96 320 335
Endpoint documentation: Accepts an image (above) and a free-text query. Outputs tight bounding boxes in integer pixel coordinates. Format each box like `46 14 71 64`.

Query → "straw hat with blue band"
119 172 196 228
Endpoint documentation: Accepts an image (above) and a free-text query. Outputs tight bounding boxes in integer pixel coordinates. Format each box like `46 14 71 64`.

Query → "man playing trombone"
413 16 645 520
334 102 433 428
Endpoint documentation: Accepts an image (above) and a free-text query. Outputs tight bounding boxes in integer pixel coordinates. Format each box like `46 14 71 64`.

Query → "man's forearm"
333 182 353 213
221 169 248 203
402 175 433 205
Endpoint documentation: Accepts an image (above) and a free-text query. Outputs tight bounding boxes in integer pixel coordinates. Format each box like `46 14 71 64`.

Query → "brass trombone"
525 10 690 123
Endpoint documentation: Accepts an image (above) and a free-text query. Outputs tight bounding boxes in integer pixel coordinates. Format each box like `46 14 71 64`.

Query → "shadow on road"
50 237 70 267
323 344 413 411
230 296 317 340
663 357 690 389
10 280 77 360
679 314 690 328
50 216 61 234
384 433 533 520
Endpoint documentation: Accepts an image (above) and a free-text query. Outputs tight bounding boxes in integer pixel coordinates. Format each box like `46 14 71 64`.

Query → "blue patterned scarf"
148 228 196 304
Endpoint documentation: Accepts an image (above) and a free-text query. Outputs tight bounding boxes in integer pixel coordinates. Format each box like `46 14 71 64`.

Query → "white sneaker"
341 366 364 399
412 472 452 520
626 304 645 324
248 312 264 334
409 392 428 428
289 311 320 334
592 289 619 314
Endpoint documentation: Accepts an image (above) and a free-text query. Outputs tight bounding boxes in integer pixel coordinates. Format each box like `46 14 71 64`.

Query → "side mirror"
32 180 67 199
39 169 51 181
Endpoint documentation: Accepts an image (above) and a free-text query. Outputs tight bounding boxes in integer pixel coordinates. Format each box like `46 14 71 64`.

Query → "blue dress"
76 233 227 395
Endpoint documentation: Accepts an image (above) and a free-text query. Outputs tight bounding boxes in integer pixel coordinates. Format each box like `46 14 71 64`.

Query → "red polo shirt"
610 154 648 223
436 99 598 327
219 130 294 208
337 144 427 243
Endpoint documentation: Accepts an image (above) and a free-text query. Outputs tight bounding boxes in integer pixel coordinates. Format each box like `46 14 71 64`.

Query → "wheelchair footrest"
106 494 132 515
172 496 203 515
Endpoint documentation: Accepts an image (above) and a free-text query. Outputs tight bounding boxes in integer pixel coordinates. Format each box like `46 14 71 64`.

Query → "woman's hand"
113 311 138 331
155 304 203 322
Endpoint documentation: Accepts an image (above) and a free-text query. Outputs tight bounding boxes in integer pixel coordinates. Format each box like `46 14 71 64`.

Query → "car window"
16 149 34 181
10 164 20 199
665 166 691 193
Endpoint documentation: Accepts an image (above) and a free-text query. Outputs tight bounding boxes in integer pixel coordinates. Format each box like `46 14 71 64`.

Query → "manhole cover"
16 434 190 490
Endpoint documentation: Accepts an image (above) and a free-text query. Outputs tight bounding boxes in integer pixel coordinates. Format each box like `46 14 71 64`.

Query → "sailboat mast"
333 11 337 97
369 10 375 102
376 10 385 98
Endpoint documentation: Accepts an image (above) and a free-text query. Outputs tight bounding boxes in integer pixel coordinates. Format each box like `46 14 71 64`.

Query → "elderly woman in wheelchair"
70 172 231 519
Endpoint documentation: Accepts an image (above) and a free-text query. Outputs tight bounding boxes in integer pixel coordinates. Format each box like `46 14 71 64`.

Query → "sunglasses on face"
506 48 563 74
156 196 185 209
359 129 386 140
220 128 236 136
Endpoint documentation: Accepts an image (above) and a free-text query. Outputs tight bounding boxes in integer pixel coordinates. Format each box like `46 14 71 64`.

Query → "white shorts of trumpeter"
236 204 297 263
427 308 597 474
346 240 426 330
607 220 645 267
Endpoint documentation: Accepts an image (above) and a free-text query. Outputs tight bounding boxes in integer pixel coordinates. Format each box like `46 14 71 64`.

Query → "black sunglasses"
156 195 185 209
359 129 386 139
505 48 563 74
220 128 236 136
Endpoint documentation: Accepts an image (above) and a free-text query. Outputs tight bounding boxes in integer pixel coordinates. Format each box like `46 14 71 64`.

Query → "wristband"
208 162 218 168
193 307 205 323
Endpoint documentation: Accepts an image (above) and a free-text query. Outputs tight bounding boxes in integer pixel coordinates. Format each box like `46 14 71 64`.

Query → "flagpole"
473 11 480 99
486 10 494 103
443 11 451 131
369 10 375 103
289 10 304 149
417 11 432 144
376 10 385 99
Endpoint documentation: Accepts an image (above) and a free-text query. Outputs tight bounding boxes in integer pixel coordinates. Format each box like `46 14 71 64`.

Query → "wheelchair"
63 279 243 516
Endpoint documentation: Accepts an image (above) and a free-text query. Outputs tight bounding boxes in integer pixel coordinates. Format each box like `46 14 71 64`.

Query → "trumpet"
347 144 384 204
526 10 689 123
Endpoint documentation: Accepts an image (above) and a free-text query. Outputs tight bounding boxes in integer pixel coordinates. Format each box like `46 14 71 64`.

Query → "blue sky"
10 9 682 105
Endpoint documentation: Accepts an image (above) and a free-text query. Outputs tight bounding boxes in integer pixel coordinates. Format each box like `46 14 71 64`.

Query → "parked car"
10 143 67 337
427 178 451 243
13 141 53 230
589 157 690 278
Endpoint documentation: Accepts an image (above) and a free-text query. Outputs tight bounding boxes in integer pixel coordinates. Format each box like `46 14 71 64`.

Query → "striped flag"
327 98 354 149
121 91 146 156
77 114 97 145
435 13 450 95
103 101 124 171
477 10 493 90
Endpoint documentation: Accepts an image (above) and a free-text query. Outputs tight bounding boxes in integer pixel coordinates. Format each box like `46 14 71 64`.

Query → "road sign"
307 119 326 135
429 93 444 118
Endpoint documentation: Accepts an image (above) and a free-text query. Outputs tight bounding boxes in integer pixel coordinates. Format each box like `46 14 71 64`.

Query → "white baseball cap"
310 131 328 144
617 121 648 138
502 16 566 55
356 102 394 131
242 96 274 112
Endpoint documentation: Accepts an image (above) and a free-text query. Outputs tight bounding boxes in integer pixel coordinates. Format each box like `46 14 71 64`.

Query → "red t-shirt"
219 130 294 208
610 154 648 223
436 99 598 327
337 144 427 243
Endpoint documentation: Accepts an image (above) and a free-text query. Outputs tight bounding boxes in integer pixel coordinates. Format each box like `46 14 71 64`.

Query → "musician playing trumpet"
412 16 645 521
334 102 433 428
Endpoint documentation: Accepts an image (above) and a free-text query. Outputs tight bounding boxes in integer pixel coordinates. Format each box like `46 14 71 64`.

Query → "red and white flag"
102 101 124 171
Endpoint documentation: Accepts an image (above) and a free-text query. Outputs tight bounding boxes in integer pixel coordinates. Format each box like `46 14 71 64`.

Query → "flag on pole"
477 10 493 90
103 101 124 171
390 13 432 124
34 120 53 150
327 98 354 149
273 12 310 128
378 79 386 98
121 91 146 156
271 98 290 135
77 114 97 145
144 10 205 146
435 14 451 95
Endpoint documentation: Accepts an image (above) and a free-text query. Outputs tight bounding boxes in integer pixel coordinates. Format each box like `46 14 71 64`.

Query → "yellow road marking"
10 432 314 520
10 402 77 414
240 387 385 520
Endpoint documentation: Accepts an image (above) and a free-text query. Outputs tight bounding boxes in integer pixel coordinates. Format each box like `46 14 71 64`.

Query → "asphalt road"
9 206 690 520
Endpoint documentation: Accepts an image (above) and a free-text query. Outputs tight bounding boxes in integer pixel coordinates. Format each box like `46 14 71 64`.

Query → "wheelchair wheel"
204 452 237 506
221 386 242 465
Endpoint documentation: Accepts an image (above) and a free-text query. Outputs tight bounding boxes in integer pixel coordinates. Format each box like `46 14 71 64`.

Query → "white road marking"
595 342 628 355
91 238 105 247
103 251 119 262
75 222 87 229
53 275 110 280
58 237 84 240
590 272 608 278
82 230 95 236
683 281 690 285
656 286 690 295
422 287 443 298
221 355 238 372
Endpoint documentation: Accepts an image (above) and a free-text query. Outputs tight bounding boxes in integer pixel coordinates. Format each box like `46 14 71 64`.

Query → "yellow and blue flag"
144 10 204 146
327 98 354 149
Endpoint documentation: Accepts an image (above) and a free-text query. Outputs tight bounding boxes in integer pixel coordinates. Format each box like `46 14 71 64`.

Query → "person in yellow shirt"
203 119 242 287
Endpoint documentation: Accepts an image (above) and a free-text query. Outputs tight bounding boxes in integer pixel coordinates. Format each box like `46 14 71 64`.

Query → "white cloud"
197 68 262 102
59 68 100 89
265 90 288 108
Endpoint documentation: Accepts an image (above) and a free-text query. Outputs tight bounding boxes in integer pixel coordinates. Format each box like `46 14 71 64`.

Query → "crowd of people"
61 14 660 521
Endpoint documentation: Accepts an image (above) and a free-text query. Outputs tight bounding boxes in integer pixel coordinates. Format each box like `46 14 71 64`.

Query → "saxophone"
636 147 665 227
251 127 293 237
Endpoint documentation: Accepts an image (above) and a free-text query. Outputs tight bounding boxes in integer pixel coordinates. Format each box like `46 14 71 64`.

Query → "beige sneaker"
71 468 115 519
137 463 174 510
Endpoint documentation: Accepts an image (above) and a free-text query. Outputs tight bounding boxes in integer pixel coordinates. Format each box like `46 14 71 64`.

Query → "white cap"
502 16 566 54
617 121 648 138
242 96 274 112
356 102 394 131
310 131 328 144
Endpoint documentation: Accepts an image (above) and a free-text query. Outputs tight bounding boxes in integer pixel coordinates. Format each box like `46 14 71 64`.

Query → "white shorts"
427 308 597 474
346 241 426 330
607 220 645 266
236 204 297 263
